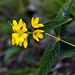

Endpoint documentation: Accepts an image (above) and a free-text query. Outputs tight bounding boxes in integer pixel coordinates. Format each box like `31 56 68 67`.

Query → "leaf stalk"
45 33 75 47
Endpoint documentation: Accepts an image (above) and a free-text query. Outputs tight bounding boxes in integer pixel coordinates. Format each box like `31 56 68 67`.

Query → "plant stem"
45 33 75 47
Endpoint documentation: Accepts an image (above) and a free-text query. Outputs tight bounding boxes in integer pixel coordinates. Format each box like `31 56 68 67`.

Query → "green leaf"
52 71 57 75
66 71 71 75
5 68 38 75
40 18 71 32
6 71 28 75
4 46 23 62
54 0 74 36
59 41 75 58
39 41 60 75
63 51 75 58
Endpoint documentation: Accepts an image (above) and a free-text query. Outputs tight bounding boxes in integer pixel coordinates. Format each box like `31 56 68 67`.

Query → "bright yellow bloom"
31 17 44 42
33 29 44 42
31 17 44 28
11 19 28 48
11 17 45 48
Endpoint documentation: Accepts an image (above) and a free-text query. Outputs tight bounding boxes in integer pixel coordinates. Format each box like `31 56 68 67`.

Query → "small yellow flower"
11 19 28 48
31 17 44 28
10 17 45 48
33 29 44 42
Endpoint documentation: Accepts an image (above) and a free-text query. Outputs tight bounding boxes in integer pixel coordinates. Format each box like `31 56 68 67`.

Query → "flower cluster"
11 17 44 48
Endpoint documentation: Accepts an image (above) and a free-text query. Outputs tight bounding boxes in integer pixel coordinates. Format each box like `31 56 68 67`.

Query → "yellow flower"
31 17 45 42
11 19 27 32
11 19 28 48
31 17 44 28
33 29 44 42
10 17 45 48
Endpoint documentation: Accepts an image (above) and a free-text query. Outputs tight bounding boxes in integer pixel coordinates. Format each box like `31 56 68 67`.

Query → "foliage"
2 0 75 75
54 0 74 36
39 0 75 75
3 68 38 75
30 0 75 20
4 46 24 62
51 71 72 75
39 42 60 75
60 41 75 58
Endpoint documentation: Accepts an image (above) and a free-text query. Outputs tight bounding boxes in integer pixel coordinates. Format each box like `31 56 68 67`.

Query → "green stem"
27 31 33 34
45 33 75 47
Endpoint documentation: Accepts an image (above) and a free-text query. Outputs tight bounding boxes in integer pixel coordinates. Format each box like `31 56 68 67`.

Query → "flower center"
19 32 23 36
34 32 37 35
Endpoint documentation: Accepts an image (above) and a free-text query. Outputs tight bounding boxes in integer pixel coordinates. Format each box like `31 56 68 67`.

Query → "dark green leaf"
54 0 74 36
63 51 75 58
6 71 28 75
40 18 71 32
52 71 57 75
5 68 38 75
4 46 23 62
39 42 60 75
59 41 75 58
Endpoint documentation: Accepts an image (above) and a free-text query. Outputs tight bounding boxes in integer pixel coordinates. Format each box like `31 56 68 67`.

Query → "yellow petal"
16 43 19 46
38 30 44 33
21 33 28 39
33 33 39 42
12 26 16 32
34 17 39 25
19 19 22 25
19 37 24 42
12 39 15 45
19 19 23 28
12 33 19 39
16 27 20 32
16 37 24 46
23 39 28 48
34 29 44 33
37 24 44 28
33 29 37 33
13 20 17 26
31 17 40 28
15 38 19 44
19 42 22 46
21 27 28 32
37 33 43 39
33 24 44 28
33 29 44 41
12 26 20 32
22 22 26 28
31 17 34 26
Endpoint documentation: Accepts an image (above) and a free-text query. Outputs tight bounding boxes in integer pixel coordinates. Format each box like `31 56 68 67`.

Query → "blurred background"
0 0 75 75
